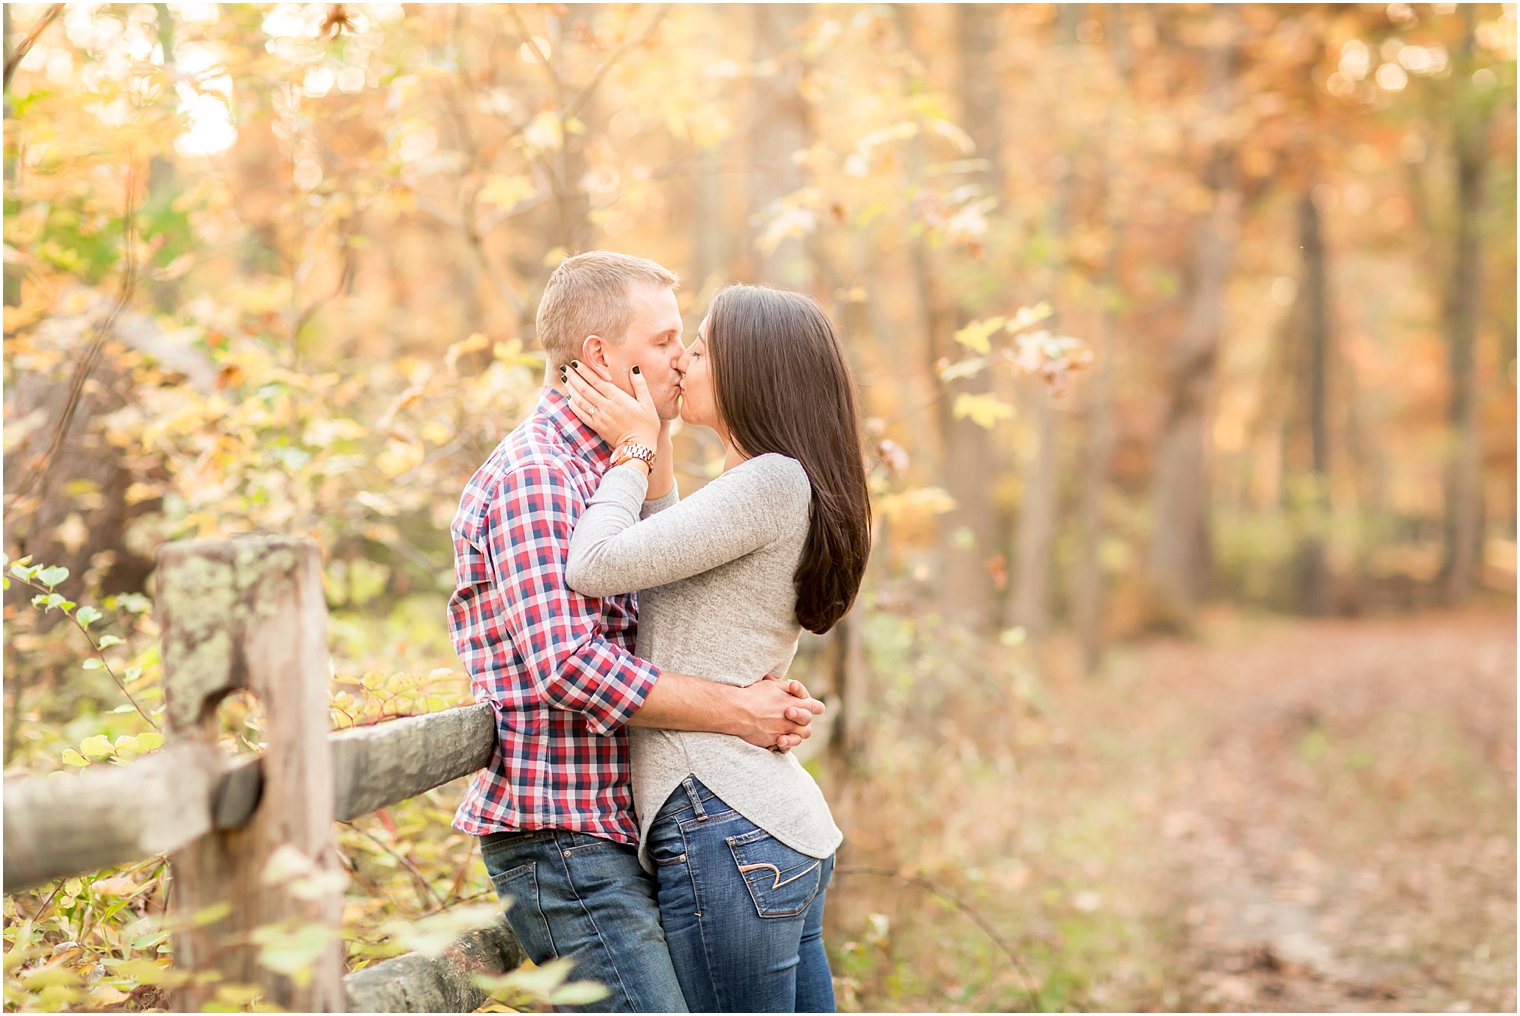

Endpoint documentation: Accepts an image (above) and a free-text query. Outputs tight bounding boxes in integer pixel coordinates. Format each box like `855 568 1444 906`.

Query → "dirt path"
1084 609 1517 1012
827 608 1515 1012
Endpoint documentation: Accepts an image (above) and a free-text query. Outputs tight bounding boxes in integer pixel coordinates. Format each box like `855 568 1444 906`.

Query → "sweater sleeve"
641 484 679 519
566 454 809 597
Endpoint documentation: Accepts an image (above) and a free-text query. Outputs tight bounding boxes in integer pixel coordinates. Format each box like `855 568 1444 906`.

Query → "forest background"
2 3 1516 1013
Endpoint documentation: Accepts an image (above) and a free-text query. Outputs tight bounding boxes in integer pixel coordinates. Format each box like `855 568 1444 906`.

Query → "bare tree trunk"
1441 8 1490 604
917 3 1000 635
1009 4 1076 642
1010 393 1058 637
747 4 813 290
1144 16 1240 617
550 6 594 253
1290 183 1333 615
1075 5 1130 672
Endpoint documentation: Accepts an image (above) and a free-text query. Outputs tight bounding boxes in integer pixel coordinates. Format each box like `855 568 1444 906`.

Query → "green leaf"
61 749 89 767
251 922 336 986
11 562 39 581
36 593 66 611
105 956 183 985
192 902 233 927
97 635 125 648
75 606 102 628
550 980 613 1006
385 902 501 957
82 658 104 671
36 565 69 589
137 732 165 751
79 734 115 759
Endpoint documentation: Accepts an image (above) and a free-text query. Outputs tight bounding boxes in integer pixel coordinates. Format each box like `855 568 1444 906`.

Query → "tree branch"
566 5 673 122
6 161 142 506
4 4 64 94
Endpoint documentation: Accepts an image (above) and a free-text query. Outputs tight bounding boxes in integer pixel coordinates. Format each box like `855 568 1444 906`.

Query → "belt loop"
682 776 708 821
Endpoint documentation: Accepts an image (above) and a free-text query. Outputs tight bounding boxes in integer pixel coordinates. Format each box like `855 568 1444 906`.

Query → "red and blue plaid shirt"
449 389 660 844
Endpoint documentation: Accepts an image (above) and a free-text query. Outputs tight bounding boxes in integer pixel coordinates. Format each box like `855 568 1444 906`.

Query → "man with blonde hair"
449 252 824 1011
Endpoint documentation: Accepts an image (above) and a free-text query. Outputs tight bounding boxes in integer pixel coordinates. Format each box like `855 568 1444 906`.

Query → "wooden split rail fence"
3 535 526 1012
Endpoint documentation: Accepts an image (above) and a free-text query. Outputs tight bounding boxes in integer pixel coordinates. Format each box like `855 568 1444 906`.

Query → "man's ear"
579 335 615 381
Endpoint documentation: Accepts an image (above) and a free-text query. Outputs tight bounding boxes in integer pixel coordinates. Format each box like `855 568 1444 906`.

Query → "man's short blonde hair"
536 251 679 371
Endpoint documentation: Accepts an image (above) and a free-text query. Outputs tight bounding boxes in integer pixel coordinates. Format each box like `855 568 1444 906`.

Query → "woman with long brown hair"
559 284 871 1012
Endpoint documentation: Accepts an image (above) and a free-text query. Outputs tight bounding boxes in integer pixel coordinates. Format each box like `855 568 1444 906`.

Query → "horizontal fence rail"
343 924 524 1013
3 704 496 893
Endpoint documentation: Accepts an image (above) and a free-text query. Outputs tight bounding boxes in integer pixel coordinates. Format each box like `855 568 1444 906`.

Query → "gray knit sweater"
565 453 842 873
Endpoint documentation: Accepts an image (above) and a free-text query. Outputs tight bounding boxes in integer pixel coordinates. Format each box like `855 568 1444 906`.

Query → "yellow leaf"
376 440 424 479
89 875 140 897
421 420 453 446
52 514 89 554
876 487 957 524
125 482 161 506
952 393 1015 430
479 175 535 213
1006 302 1053 334
88 985 131 1007
523 111 564 152
953 317 1006 355
445 333 491 374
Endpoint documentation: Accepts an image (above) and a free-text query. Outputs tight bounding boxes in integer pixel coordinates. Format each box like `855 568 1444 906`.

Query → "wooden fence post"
157 535 345 1011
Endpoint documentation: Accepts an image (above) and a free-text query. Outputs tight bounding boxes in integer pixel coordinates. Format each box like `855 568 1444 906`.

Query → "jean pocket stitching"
735 858 821 892
677 807 739 833
489 860 558 960
487 860 535 887
560 839 619 857
726 835 822 919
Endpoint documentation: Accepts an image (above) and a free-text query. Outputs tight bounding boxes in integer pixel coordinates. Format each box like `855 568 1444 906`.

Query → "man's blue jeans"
480 828 689 1013
646 777 837 1013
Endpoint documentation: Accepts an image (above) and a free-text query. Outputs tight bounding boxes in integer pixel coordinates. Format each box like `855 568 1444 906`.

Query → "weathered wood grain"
332 703 495 822
2 742 222 891
2 704 496 894
342 922 525 1014
159 536 345 1012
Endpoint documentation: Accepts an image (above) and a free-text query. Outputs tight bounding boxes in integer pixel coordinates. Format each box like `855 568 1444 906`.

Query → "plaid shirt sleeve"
478 458 660 736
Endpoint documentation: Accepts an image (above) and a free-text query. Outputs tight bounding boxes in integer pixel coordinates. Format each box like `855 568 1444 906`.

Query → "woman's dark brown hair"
705 285 872 634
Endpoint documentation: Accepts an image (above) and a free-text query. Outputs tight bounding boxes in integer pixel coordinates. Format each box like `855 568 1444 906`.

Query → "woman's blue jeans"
646 776 836 1013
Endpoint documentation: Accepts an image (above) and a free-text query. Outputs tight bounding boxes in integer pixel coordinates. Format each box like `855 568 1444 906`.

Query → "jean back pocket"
725 826 823 919
487 860 557 962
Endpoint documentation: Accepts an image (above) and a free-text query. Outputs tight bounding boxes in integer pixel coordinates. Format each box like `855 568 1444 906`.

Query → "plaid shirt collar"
535 387 612 468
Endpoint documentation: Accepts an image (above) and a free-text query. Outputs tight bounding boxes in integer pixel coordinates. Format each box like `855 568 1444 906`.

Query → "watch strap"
610 443 656 475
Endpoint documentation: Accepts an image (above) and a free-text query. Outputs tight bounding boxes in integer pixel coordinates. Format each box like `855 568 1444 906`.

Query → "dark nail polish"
571 361 580 369
632 365 641 375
